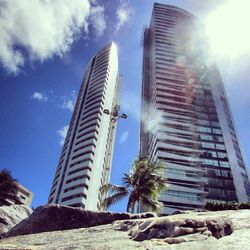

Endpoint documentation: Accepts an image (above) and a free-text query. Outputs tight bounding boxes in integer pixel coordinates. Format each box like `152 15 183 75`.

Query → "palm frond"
121 157 168 213
101 189 129 209
0 169 19 205
99 183 127 196
122 173 134 188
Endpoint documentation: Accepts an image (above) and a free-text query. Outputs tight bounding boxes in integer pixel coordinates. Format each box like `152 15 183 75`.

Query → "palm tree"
100 157 167 213
99 184 129 211
0 169 20 206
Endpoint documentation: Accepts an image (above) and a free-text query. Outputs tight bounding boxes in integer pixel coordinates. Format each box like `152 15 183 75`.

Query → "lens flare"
204 0 250 60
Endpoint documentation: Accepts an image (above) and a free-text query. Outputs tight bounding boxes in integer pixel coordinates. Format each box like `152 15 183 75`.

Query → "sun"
204 0 250 60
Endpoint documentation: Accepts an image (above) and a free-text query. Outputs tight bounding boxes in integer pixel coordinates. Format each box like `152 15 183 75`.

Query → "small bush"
238 202 250 209
205 201 250 211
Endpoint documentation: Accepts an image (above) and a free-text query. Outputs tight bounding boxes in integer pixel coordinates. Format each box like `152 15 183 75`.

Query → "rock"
127 216 233 242
161 232 209 244
0 205 32 238
170 210 190 215
1 209 250 249
6 204 156 237
206 218 233 238
130 212 157 219
170 209 207 216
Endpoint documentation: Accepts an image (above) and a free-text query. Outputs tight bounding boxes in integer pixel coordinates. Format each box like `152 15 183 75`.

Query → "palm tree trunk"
137 199 140 214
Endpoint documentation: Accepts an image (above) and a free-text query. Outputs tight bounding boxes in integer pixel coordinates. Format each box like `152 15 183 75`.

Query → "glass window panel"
213 128 222 134
198 126 212 133
202 142 215 149
218 152 227 158
216 144 226 150
203 159 219 166
197 119 210 126
211 121 220 127
200 135 213 141
220 161 230 168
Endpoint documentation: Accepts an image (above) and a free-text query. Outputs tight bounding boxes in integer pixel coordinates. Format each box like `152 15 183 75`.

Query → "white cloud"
57 125 69 146
61 99 75 112
31 92 48 102
60 90 77 112
0 0 106 74
115 1 132 32
119 130 129 144
89 5 106 38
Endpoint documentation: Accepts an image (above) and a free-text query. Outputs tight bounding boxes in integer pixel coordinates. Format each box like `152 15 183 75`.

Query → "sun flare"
204 0 250 60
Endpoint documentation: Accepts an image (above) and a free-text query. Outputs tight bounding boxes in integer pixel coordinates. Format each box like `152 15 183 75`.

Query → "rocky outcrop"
7 204 156 237
0 205 32 238
116 216 233 243
1 209 250 249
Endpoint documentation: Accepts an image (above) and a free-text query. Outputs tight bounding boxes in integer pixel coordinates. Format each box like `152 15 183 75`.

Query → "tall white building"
140 3 250 215
48 43 119 210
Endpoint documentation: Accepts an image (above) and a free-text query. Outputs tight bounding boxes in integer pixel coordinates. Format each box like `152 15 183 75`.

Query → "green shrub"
205 201 250 211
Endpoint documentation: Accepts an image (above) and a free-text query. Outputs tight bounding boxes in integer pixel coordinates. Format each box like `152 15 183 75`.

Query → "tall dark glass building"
140 3 250 214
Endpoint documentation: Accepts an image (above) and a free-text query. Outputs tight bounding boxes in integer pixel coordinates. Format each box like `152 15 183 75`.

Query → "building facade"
6 182 33 206
140 3 250 215
16 183 33 206
48 43 120 210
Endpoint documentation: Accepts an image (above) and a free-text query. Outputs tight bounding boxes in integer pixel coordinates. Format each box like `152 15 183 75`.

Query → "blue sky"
0 0 250 212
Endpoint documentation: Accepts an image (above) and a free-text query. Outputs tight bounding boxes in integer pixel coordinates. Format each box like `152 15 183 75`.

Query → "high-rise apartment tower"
140 3 250 214
48 43 119 210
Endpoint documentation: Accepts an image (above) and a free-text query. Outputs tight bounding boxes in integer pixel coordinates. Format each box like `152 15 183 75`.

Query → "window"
208 188 220 197
75 135 97 146
209 114 218 121
202 159 219 166
197 113 209 119
70 158 93 168
207 169 220 176
198 126 212 133
81 110 102 122
213 128 222 134
20 195 26 200
211 121 220 127
200 135 213 141
224 180 235 187
221 170 231 177
76 129 98 140
71 150 94 160
219 161 230 168
201 142 215 149
67 176 90 187
167 190 202 201
74 143 96 153
217 152 227 159
204 151 217 158
186 170 198 178
197 119 210 126
216 144 226 150
64 184 88 193
214 136 224 142
207 178 223 186
61 193 86 202
195 107 206 112
227 191 237 200
166 168 186 177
